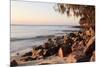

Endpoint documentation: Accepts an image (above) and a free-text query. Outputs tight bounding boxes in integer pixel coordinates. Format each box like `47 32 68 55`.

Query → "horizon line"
11 24 80 26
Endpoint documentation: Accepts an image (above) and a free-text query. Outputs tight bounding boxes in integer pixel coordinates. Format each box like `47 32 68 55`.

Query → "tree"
54 3 95 31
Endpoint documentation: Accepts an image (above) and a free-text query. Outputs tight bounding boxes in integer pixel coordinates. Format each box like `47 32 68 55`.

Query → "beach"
10 25 95 66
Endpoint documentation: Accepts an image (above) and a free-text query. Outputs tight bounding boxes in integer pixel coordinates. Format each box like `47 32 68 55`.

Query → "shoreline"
10 32 72 56
11 30 95 66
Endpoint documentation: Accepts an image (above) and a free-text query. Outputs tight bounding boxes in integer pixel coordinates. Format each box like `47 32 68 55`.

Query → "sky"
11 1 80 25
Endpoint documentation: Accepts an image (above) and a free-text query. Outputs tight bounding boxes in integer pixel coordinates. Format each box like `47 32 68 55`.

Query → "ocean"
10 25 80 56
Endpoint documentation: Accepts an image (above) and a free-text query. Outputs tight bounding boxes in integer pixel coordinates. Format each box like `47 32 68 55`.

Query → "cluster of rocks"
11 27 95 66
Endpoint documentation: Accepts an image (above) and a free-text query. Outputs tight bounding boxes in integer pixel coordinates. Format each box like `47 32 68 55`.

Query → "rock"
43 38 55 49
77 36 95 62
58 48 64 58
22 52 32 57
66 54 77 63
84 36 95 58
85 27 95 37
86 36 95 48
27 57 35 61
72 40 85 53
90 51 95 62
43 42 49 49
63 35 68 45
89 27 95 37
36 49 42 55
66 39 87 62
69 33 76 38
16 53 19 56
34 45 43 50
54 36 63 45
37 56 43 59
32 49 42 58
10 60 18 67
58 39 72 57
20 57 35 62
85 30 92 37
43 48 53 57
51 46 59 55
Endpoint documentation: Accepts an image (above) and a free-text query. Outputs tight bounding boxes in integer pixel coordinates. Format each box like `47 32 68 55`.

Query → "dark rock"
43 48 53 57
27 57 35 61
43 46 59 58
66 39 87 62
22 52 32 57
59 44 72 57
69 33 76 38
16 53 19 56
34 45 43 50
10 60 18 67
43 42 49 49
20 57 36 62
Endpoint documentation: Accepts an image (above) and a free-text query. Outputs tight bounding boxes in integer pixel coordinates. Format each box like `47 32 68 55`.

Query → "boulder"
22 52 32 57
58 43 72 58
58 48 64 58
43 48 53 57
10 60 18 67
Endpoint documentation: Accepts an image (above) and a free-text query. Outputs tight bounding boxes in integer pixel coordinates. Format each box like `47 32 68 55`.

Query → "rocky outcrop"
11 28 95 65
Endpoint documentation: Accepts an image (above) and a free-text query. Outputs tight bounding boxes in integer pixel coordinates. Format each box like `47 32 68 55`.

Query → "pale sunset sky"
11 0 80 25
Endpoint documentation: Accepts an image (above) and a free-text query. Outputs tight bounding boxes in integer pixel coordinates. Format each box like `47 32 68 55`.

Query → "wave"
11 35 55 42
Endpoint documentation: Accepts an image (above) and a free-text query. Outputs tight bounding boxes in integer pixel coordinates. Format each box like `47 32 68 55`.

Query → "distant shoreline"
11 24 81 29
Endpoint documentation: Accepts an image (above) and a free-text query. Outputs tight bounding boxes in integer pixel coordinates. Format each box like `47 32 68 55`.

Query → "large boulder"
58 48 64 58
58 43 72 58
